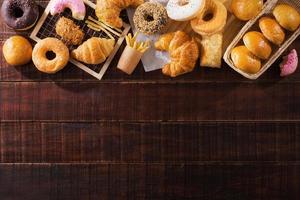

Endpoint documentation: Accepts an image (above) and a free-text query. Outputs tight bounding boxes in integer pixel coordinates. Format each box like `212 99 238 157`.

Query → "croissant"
71 37 115 65
96 0 144 28
155 31 199 77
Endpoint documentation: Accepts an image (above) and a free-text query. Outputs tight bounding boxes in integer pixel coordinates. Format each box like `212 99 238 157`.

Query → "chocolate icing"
1 0 39 30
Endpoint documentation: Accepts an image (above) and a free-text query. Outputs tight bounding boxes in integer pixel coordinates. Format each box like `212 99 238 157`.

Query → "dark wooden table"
1 0 300 199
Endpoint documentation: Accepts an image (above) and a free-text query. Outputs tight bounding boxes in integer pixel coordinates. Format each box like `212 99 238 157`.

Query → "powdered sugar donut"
167 0 206 21
50 0 86 20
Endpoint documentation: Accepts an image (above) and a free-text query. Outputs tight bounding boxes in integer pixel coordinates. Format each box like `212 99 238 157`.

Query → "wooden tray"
30 0 131 80
223 0 300 80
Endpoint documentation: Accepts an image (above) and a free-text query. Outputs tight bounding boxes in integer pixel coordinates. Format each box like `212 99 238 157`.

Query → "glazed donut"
50 0 86 20
133 2 168 35
1 0 39 31
191 0 227 36
167 0 206 21
32 38 69 74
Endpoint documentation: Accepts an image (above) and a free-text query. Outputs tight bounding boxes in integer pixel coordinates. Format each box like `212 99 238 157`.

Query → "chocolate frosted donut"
133 2 168 35
1 0 39 31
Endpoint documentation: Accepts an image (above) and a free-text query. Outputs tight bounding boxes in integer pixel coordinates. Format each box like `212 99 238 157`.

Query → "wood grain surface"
0 0 300 199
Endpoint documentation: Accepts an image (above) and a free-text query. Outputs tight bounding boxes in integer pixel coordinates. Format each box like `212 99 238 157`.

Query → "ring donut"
167 0 206 21
50 0 86 21
191 0 227 36
32 38 69 74
1 0 39 31
133 2 168 35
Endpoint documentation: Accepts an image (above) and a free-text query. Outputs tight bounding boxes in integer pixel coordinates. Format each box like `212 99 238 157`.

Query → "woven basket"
223 0 300 79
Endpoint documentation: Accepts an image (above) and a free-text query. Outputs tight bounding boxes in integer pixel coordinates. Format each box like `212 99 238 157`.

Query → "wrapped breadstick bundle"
117 46 143 75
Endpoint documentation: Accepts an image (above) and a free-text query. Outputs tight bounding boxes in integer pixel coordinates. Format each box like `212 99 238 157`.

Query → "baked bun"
231 0 263 21
2 35 32 66
243 31 272 60
259 17 285 46
231 45 261 74
273 4 300 31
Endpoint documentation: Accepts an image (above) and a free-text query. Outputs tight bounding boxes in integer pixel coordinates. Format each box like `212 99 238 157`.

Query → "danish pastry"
155 31 199 77
32 38 69 74
259 17 285 46
243 31 272 60
231 46 261 74
200 33 223 68
191 0 227 36
273 4 300 31
231 0 263 21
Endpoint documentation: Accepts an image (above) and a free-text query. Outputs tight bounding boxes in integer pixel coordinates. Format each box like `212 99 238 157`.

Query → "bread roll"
273 4 300 31
231 0 263 21
259 17 285 46
231 45 261 74
243 31 272 60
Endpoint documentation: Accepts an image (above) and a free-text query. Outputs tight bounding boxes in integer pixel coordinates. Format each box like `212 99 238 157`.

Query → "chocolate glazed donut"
1 0 39 31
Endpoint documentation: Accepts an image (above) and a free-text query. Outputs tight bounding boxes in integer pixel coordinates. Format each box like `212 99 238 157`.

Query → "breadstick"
88 16 122 34
87 17 121 37
86 22 114 40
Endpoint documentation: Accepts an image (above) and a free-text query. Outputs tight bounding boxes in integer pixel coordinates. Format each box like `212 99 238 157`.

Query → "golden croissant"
155 31 199 77
71 37 115 65
96 0 144 28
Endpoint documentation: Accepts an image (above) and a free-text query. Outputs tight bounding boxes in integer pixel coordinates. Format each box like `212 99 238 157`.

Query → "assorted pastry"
231 3 300 74
0 0 299 78
117 33 150 75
